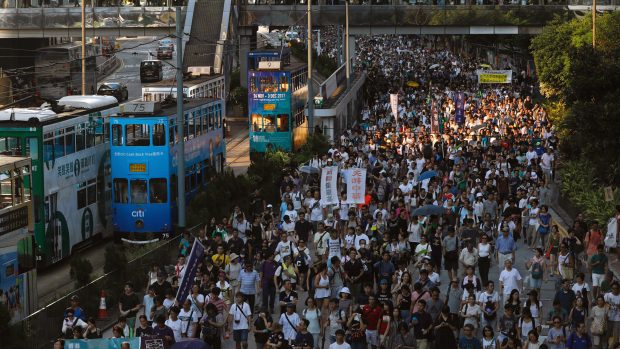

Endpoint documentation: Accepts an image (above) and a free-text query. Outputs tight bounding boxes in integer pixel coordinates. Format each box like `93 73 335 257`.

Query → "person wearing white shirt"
178 299 199 339
329 329 351 349
540 148 555 181
477 281 500 329
499 260 523 305
279 303 302 342
353 229 370 251
228 293 252 349
165 308 183 343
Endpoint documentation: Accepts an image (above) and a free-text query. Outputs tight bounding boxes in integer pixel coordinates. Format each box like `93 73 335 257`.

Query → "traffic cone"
98 290 108 319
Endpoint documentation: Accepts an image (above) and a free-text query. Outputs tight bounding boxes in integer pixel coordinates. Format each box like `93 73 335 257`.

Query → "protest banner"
320 166 339 205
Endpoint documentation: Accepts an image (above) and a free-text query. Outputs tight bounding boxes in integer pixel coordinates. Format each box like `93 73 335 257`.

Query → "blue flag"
175 240 205 304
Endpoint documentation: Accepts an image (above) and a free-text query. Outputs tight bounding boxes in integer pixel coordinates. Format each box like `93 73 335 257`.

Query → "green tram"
0 96 118 266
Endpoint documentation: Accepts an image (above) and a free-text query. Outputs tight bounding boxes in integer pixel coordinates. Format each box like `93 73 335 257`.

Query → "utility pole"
81 0 86 95
176 6 186 231
592 0 596 48
345 0 350 89
337 26 342 66
307 0 314 135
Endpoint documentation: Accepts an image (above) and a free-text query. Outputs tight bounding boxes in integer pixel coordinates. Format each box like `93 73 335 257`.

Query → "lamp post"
592 0 596 48
307 0 314 134
81 0 86 95
345 0 350 89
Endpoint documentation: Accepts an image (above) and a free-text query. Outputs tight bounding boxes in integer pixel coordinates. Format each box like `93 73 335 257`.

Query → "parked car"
97 82 128 102
156 46 173 60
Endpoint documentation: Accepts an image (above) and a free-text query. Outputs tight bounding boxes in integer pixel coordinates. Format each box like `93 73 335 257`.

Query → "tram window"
126 124 150 146
28 138 38 161
77 182 87 209
0 137 22 156
169 123 177 146
196 114 202 136
153 124 166 146
251 114 261 131
43 139 54 162
113 178 128 203
209 112 214 131
149 178 167 203
264 115 276 132
280 75 289 92
112 124 122 146
130 179 147 204
0 173 13 208
170 175 177 204
86 124 95 148
65 127 75 155
54 129 65 158
87 178 97 205
260 75 277 93
278 114 289 132
249 75 259 93
76 124 86 151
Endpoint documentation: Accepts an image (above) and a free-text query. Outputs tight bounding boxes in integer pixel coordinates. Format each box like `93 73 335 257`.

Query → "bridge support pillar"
239 26 257 89
347 34 356 67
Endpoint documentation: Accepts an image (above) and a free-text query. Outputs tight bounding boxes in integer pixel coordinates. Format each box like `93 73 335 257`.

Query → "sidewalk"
547 180 620 281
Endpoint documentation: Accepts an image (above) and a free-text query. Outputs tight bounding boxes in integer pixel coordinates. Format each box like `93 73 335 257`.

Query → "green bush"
560 160 618 224
69 254 93 287
293 133 330 165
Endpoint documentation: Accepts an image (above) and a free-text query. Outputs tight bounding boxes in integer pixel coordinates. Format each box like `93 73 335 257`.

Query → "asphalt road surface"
102 37 176 101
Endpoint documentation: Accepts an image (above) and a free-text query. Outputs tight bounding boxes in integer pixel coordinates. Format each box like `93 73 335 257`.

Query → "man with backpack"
478 281 499 330
295 240 312 291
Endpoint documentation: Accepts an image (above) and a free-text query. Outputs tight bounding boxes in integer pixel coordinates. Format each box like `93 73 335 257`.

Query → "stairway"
183 0 226 70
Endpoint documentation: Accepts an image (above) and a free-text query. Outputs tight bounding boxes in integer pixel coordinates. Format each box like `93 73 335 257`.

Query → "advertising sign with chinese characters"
345 168 366 204
320 166 339 205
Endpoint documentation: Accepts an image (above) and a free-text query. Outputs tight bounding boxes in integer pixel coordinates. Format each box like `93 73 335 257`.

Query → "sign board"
175 240 205 304
120 101 159 114
129 163 147 173
390 93 399 124
477 70 513 84
345 168 366 204
258 61 282 70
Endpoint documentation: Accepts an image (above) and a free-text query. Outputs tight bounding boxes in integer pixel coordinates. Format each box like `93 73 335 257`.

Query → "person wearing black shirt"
295 213 313 243
227 229 245 255
152 314 175 345
253 308 273 348
344 249 364 301
135 315 153 337
412 299 433 347
118 282 141 336
293 319 314 349
279 280 298 314
150 272 173 299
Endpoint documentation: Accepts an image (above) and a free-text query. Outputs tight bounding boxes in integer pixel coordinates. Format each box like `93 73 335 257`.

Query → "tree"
69 254 93 287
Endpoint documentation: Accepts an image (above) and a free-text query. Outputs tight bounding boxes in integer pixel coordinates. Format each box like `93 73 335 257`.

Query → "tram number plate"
129 163 147 173
263 104 276 111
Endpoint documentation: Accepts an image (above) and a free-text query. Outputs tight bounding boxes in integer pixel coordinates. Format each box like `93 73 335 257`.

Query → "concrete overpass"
0 5 184 38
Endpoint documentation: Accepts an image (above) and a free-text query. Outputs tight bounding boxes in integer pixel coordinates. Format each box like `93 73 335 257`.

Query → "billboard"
477 70 513 84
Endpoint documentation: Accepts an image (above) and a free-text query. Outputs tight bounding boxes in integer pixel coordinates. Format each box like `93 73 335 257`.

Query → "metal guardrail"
16 224 203 349
96 55 120 76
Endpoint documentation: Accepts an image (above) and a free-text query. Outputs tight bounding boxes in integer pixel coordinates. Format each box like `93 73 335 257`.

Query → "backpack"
483 300 496 320
531 261 543 279
295 249 309 271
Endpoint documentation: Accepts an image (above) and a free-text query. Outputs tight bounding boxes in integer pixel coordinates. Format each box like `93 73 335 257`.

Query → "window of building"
153 124 166 146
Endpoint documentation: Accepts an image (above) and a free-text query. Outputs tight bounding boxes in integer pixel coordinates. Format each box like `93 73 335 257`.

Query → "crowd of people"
56 34 620 349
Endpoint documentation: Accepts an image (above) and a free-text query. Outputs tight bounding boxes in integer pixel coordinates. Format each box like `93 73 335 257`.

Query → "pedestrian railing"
15 224 202 349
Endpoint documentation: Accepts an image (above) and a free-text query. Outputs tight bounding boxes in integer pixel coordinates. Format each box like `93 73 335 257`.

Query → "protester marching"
54 34 620 349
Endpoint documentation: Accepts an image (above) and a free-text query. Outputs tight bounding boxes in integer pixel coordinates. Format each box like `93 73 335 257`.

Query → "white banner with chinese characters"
320 166 339 205
390 93 399 124
345 168 366 204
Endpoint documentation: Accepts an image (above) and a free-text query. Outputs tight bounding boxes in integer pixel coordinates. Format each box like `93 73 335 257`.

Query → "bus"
35 42 98 100
110 98 225 236
0 156 37 322
140 60 164 83
0 95 119 266
141 74 226 102
248 61 309 152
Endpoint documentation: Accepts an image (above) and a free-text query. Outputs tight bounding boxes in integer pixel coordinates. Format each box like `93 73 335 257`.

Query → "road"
102 37 176 101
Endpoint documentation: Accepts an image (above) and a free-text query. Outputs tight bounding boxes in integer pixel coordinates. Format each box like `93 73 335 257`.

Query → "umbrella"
406 81 420 88
410 204 446 217
299 165 320 174
172 339 209 349
418 170 438 181
429 64 440 70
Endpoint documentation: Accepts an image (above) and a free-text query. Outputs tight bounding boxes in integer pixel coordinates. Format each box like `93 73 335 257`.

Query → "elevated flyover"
238 1 619 35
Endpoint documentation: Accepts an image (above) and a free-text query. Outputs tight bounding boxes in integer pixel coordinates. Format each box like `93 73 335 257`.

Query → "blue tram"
110 98 225 235
248 60 309 152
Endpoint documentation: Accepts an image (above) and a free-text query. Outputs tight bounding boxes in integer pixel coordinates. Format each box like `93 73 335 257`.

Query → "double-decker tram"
0 95 119 266
248 58 309 152
0 156 37 322
110 98 225 237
